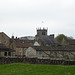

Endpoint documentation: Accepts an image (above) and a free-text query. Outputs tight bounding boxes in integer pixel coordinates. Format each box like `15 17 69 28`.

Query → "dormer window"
4 40 7 44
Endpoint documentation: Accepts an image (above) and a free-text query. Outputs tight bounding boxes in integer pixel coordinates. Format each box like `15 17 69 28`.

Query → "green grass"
0 63 75 75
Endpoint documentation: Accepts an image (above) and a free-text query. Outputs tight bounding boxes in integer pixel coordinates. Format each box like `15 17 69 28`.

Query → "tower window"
42 32 45 35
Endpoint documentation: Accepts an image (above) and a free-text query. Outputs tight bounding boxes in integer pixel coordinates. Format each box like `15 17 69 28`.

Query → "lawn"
0 63 75 75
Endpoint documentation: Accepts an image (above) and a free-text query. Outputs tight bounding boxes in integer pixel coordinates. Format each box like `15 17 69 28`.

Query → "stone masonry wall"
0 57 75 65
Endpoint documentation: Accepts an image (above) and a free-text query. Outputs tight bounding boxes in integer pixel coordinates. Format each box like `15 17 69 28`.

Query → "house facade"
0 44 15 57
0 32 16 57
0 32 16 49
0 32 10 48
14 37 40 56
15 42 31 56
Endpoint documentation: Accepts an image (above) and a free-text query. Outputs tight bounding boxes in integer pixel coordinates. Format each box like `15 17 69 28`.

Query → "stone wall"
36 51 75 59
0 57 75 65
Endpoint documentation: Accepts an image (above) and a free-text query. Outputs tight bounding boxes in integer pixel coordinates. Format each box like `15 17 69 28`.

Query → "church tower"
35 27 58 46
36 28 48 36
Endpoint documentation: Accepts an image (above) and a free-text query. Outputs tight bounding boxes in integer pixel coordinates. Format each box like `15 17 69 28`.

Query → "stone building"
61 38 75 46
0 28 75 59
0 32 10 48
0 32 16 50
14 36 40 56
35 28 58 46
0 32 16 57
15 42 31 56
26 46 75 59
0 44 15 57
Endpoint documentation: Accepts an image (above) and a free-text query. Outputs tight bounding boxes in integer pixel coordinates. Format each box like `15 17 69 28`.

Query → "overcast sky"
0 0 75 38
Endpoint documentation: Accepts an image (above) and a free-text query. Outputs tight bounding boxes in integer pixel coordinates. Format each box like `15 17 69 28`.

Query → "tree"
56 34 67 42
55 34 73 45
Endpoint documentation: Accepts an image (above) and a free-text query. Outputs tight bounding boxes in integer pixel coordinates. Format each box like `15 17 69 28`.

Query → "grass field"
0 63 75 75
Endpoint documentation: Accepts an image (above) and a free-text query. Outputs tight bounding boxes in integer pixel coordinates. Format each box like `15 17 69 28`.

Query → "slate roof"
67 40 75 45
32 45 75 51
15 39 35 45
39 35 58 45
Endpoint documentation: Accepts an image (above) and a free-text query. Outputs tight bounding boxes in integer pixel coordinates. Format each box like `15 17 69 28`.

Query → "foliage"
55 34 73 44
0 63 75 75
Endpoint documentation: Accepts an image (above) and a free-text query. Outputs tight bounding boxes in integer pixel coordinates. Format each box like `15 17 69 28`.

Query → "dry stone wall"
0 57 75 65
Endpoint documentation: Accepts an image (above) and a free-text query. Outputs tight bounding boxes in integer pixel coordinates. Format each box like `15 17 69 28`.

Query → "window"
19 48 22 52
19 52 22 56
42 32 45 35
4 52 7 56
4 40 7 44
8 52 11 56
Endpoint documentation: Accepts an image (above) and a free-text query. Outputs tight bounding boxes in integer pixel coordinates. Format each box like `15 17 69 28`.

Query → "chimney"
16 37 17 39
12 36 14 39
50 34 54 38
